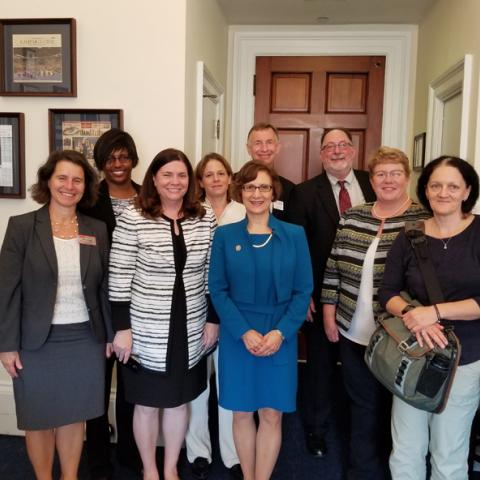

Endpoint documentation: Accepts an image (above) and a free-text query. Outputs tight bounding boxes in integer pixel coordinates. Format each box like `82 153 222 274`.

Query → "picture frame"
0 112 25 199
48 109 124 163
413 132 426 171
0 18 76 96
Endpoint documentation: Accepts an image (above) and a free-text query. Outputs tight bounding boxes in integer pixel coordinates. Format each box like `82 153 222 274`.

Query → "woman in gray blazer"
0 150 112 480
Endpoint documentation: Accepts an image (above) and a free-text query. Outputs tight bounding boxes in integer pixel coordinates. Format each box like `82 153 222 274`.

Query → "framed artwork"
48 109 123 163
0 113 25 199
413 132 426 171
0 18 76 96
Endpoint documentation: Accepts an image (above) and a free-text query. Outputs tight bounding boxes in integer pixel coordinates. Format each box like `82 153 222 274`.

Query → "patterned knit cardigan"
321 202 429 331
108 205 216 372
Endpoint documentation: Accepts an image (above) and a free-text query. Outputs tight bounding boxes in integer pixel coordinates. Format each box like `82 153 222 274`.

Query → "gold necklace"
50 215 79 239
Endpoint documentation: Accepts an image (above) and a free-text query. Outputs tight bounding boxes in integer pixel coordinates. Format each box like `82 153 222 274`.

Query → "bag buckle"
398 337 416 353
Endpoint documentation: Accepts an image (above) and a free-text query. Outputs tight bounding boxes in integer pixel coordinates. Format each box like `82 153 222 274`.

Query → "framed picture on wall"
48 109 124 163
413 132 426 171
0 112 25 199
0 18 76 96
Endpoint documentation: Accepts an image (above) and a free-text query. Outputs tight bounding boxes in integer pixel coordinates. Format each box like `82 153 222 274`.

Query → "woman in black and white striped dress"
109 148 217 480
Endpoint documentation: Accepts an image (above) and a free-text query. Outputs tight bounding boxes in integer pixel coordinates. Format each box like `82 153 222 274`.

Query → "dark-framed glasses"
242 184 273 193
321 141 352 152
106 154 131 165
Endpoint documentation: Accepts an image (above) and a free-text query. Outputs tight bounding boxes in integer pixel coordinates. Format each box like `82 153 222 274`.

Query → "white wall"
0 0 187 431
184 0 228 162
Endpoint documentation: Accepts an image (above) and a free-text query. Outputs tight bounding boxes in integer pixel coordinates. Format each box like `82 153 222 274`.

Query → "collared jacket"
0 204 112 352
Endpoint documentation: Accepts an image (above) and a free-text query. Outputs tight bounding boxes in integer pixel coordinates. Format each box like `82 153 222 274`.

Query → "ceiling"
215 0 438 25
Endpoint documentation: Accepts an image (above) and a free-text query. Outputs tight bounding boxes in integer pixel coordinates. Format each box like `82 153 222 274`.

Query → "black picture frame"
48 109 124 163
0 18 76 96
0 112 25 199
413 132 426 171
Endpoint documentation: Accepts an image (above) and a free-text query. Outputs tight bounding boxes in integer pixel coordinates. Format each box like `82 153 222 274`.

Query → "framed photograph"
48 109 123 163
0 113 25 199
0 18 76 96
413 132 426 171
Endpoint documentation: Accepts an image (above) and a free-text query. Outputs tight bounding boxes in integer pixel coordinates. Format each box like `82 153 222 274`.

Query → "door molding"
227 25 417 170
425 54 473 163
195 61 225 163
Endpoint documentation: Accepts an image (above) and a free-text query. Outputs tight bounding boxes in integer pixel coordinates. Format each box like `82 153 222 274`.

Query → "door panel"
254 55 385 180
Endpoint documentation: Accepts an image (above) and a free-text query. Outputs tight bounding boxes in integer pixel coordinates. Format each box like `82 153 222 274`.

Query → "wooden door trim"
227 25 416 171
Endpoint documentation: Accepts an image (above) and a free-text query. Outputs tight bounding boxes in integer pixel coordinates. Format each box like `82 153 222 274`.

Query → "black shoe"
191 457 211 480
229 463 244 480
306 432 327 458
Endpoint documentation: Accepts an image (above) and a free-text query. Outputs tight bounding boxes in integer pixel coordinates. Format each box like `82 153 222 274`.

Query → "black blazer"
272 175 295 221
286 170 376 312
80 179 141 243
0 205 112 352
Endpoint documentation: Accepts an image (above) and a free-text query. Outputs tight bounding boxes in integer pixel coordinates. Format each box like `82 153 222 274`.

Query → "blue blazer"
0 204 112 352
209 215 313 341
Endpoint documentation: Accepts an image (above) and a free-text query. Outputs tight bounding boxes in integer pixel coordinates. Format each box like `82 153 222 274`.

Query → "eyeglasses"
321 141 352 152
106 155 131 165
373 170 406 180
242 184 273 193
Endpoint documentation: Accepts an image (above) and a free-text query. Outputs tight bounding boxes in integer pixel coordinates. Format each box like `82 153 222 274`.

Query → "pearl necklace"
372 197 411 220
252 233 273 249
51 215 78 239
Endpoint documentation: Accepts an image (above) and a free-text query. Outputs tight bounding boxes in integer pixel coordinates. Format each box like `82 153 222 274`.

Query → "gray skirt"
13 322 105 430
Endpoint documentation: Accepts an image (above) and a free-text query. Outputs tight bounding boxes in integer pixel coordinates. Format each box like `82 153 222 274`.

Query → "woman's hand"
256 330 283 356
106 343 113 358
0 351 23 378
202 323 219 350
241 329 264 355
113 329 133 363
323 316 339 343
415 323 447 349
306 297 316 322
403 306 438 332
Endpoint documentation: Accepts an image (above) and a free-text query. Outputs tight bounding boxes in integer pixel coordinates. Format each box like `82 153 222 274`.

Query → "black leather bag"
365 221 461 413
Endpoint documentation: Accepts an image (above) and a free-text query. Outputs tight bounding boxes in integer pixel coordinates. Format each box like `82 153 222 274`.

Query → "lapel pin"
235 244 241 252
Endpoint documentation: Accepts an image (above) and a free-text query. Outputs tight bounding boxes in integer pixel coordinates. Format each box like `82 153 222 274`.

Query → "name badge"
78 235 97 246
273 200 284 211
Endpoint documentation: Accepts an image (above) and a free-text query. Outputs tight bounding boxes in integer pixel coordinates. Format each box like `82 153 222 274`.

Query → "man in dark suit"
246 122 294 220
286 128 376 458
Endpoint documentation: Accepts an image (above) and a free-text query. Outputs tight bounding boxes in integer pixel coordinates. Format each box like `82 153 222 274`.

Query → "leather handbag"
364 221 461 413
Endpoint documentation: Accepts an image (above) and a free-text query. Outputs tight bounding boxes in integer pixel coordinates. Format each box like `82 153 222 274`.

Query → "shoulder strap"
404 221 445 304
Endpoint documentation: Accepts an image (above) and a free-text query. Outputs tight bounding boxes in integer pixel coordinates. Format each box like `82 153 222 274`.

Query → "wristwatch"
401 304 415 315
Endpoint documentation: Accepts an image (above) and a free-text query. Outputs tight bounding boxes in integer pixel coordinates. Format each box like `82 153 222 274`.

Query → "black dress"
123 223 207 408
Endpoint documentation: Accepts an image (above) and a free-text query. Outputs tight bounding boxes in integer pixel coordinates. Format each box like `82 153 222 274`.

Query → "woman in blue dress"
209 160 313 480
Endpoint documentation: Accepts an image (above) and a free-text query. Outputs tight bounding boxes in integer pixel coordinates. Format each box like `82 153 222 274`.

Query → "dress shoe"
305 432 327 458
191 457 211 480
229 463 244 479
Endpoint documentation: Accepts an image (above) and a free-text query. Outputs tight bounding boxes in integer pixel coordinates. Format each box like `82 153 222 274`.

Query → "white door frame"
195 61 225 163
227 25 417 170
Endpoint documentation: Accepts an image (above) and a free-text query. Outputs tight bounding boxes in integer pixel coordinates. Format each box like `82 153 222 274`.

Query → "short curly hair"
416 155 479 214
368 146 411 178
232 160 282 203
93 128 139 171
30 150 99 208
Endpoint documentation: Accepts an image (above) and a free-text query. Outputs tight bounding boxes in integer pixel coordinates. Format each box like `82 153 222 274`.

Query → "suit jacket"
272 175 295 221
209 215 313 341
286 170 375 313
0 204 112 352
80 179 141 243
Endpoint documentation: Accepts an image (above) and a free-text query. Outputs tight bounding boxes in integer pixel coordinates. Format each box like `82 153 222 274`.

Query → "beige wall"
184 0 228 162
414 0 480 161
0 0 187 238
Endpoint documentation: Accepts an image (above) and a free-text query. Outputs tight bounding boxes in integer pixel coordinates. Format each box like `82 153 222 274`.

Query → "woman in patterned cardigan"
321 147 429 480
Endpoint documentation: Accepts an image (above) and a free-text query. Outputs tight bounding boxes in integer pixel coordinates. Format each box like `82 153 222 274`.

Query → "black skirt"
13 322 105 430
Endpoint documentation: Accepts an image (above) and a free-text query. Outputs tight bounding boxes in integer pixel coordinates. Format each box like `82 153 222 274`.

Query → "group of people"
0 121 479 480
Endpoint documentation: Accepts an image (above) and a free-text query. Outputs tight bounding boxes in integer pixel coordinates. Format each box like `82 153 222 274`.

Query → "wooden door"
254 56 385 182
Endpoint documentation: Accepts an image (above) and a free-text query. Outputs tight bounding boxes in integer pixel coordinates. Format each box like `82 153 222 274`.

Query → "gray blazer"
0 204 112 352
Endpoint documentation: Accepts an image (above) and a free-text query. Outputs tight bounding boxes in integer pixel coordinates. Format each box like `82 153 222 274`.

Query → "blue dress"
209 216 313 413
